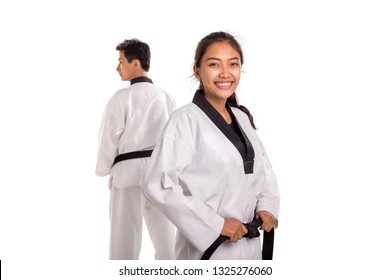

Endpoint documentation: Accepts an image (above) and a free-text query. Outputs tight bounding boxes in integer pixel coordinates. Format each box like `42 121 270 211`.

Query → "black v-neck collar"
130 76 153 85
192 90 254 174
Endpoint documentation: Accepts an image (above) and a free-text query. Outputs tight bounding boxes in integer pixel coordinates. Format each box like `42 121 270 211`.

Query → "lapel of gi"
192 90 254 174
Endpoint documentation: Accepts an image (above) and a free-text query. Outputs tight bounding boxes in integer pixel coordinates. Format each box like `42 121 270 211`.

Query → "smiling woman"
141 31 281 260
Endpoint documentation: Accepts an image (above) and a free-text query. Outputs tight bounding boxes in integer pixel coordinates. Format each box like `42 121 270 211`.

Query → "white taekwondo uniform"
96 77 176 260
142 90 280 260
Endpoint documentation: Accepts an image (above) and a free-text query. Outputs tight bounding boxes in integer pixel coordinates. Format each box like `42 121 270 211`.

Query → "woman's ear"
193 66 200 80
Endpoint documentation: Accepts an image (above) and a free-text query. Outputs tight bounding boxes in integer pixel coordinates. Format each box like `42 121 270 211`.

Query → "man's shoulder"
114 85 132 95
109 86 132 100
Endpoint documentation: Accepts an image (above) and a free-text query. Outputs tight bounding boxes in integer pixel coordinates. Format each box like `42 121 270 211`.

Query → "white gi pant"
109 185 175 260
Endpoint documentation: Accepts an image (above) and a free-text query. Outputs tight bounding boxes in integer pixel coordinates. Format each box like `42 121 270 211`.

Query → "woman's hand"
256 211 276 232
221 218 248 243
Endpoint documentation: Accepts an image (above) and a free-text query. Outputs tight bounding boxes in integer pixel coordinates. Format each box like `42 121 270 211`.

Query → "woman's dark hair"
194 31 256 129
116 39 151 71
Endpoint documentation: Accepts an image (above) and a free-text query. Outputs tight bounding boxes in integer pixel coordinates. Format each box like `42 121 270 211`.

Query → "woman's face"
195 41 241 105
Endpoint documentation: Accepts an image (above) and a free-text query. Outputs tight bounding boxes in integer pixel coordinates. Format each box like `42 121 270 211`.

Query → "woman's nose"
219 66 229 78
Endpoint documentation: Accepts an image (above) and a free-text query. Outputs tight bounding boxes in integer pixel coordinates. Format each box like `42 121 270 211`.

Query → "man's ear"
132 59 141 69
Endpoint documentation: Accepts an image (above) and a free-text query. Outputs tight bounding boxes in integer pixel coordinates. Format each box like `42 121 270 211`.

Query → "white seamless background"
0 0 389 279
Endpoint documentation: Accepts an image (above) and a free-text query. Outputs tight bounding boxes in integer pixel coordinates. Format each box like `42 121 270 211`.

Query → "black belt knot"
243 218 262 239
201 218 274 260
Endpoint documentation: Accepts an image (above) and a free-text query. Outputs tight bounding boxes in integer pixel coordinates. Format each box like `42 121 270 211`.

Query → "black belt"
201 218 274 260
113 150 153 166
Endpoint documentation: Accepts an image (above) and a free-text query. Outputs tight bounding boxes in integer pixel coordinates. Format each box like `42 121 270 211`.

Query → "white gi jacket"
142 90 280 259
96 77 175 189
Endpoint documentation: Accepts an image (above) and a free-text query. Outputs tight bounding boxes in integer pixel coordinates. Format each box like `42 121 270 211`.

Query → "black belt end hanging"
262 228 274 260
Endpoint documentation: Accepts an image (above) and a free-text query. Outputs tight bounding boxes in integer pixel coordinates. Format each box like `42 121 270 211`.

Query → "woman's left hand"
256 211 276 232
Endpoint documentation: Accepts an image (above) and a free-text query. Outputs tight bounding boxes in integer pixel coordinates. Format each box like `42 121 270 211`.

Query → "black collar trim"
192 90 254 174
130 76 153 85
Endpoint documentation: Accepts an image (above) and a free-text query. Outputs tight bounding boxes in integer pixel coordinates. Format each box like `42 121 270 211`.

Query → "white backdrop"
0 0 389 279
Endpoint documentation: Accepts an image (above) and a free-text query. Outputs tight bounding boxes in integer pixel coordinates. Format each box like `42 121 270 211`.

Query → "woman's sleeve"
255 137 281 223
142 116 224 252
